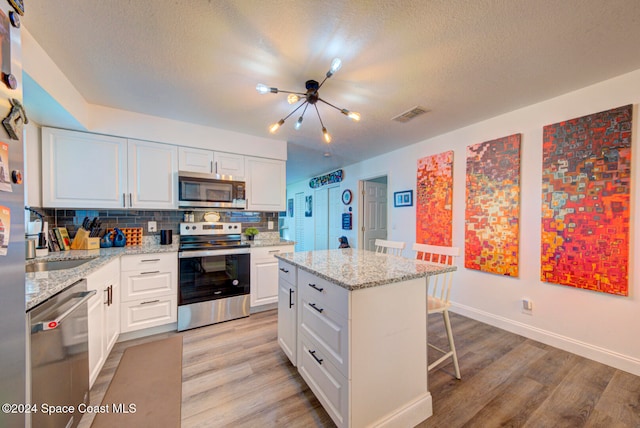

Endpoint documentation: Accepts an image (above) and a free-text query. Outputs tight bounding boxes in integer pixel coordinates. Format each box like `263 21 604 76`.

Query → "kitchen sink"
26 258 98 273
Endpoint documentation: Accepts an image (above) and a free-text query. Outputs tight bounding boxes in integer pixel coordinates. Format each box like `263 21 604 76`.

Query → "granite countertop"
248 238 295 248
26 241 179 312
275 248 457 291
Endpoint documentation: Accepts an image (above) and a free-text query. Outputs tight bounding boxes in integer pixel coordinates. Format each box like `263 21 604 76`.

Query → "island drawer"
299 269 348 317
298 332 348 427
299 294 348 376
278 261 297 285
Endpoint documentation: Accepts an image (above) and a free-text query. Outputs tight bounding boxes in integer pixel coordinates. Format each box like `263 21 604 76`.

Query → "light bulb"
326 57 342 78
341 109 361 122
287 94 300 104
330 58 342 74
256 83 270 94
269 119 284 134
322 127 332 143
294 116 304 130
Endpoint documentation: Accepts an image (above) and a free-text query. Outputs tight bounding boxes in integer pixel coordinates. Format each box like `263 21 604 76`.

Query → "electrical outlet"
148 221 157 232
522 298 533 314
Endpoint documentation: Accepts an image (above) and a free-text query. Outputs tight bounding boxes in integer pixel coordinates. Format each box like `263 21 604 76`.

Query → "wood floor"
79 310 640 428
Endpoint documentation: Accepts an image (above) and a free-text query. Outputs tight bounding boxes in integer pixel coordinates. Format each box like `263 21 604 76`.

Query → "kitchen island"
275 248 456 428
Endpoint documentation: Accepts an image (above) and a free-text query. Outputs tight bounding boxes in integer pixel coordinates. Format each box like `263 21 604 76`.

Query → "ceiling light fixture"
256 58 360 143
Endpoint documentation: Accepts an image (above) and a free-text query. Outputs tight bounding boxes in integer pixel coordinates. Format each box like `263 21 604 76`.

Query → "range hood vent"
392 106 430 123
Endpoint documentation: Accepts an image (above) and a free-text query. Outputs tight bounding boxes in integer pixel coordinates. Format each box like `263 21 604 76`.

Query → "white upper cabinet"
128 139 178 210
178 146 213 174
42 127 128 209
245 156 286 211
42 127 178 209
214 152 245 179
179 146 245 179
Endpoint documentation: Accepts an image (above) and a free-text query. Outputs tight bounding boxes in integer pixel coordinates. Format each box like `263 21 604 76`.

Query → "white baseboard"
117 322 177 343
450 302 640 376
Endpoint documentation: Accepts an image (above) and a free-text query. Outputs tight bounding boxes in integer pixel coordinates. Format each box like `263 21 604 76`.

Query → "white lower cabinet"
277 261 297 365
251 245 293 308
86 258 120 388
120 252 177 333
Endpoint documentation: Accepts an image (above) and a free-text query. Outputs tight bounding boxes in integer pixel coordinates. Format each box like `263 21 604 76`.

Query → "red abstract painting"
416 151 453 246
541 104 632 296
465 134 521 276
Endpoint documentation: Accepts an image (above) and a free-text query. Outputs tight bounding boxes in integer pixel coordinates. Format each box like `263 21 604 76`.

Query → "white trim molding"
451 302 640 377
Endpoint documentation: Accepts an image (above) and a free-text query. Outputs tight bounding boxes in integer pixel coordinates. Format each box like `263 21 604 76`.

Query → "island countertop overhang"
275 248 457 291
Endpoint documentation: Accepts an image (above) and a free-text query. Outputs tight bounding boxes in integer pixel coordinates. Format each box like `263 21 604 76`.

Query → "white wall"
22 28 287 161
288 68 640 375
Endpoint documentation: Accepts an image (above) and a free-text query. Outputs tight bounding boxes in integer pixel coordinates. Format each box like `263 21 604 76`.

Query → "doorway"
359 176 388 251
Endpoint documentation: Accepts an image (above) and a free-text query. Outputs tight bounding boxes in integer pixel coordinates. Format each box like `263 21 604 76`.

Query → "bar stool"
413 243 461 379
374 239 406 256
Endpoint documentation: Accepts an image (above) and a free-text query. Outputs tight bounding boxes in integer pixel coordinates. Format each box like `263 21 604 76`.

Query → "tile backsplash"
29 208 280 239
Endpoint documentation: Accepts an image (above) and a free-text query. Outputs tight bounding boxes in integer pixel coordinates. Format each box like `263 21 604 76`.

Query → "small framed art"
393 190 413 207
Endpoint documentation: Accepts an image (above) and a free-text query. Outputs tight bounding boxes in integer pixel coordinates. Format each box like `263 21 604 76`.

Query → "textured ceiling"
22 0 640 183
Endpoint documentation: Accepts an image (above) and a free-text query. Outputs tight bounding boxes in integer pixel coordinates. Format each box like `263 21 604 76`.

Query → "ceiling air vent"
392 106 430 123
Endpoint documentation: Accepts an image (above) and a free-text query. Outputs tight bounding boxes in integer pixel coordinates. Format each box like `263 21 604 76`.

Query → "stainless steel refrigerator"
0 2 26 427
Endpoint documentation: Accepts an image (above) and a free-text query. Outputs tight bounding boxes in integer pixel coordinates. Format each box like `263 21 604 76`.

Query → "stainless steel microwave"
178 171 246 209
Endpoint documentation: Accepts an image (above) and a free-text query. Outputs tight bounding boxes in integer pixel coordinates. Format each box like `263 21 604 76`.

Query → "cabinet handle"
104 287 110 305
108 285 113 306
140 299 160 305
210 160 214 174
289 288 294 308
141 259 160 262
129 193 133 207
215 161 218 174
309 349 323 365
279 267 289 273
269 250 280 254
122 193 126 208
308 283 324 292
141 271 160 275
309 302 324 313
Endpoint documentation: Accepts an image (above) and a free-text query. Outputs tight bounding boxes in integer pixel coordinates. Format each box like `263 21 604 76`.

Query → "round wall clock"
341 189 352 205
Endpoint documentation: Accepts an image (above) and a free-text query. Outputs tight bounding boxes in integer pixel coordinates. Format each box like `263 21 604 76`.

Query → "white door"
128 139 178 209
294 192 305 252
314 186 342 250
314 188 329 250
362 180 388 251
328 186 342 248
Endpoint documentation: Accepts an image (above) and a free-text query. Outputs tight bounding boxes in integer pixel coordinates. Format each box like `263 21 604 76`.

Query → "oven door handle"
179 248 250 258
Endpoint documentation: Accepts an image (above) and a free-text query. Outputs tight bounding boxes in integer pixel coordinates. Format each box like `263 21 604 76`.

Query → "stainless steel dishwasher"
29 279 95 428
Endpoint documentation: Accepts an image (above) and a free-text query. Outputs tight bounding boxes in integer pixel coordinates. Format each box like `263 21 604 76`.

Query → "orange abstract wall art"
416 151 453 246
541 104 632 296
465 134 521 276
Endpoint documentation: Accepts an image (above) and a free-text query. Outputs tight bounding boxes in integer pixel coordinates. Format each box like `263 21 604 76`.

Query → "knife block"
70 229 100 250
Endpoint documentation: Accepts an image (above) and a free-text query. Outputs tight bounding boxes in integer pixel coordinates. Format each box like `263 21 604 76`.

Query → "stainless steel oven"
178 222 250 331
178 171 246 209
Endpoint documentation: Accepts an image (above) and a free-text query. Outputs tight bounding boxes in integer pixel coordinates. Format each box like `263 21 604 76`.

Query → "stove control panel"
180 222 242 235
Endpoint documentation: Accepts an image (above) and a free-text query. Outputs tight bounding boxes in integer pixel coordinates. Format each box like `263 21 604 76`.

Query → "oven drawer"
121 252 176 271
120 295 177 333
